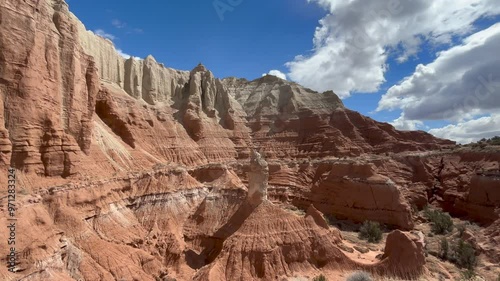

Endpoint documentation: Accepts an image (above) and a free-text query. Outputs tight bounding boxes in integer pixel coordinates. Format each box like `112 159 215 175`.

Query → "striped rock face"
1 1 499 281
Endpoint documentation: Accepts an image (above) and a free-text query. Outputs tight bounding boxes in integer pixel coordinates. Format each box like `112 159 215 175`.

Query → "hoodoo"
247 150 269 205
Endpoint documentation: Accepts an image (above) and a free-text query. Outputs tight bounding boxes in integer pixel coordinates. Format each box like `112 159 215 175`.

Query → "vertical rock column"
246 150 269 205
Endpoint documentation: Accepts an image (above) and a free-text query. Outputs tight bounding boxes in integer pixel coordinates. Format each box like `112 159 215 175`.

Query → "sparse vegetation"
313 274 327 281
440 237 449 259
424 207 453 234
460 269 476 280
467 136 500 148
457 223 467 237
438 237 477 273
358 221 383 243
451 239 477 270
346 271 372 281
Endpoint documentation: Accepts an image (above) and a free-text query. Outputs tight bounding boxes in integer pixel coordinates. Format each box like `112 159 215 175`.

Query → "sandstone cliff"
222 75 453 159
1 0 498 280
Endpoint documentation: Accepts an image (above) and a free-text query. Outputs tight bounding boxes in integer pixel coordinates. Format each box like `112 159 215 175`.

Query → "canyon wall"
0 0 498 280
0 0 99 177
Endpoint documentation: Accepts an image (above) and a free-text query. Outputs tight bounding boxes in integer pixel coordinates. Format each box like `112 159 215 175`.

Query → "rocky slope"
222 76 452 159
0 0 499 280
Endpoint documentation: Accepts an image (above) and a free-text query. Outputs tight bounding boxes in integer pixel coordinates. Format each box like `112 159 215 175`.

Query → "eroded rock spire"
247 149 269 205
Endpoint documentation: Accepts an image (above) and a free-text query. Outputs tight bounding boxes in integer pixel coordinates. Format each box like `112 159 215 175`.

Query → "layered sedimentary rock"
247 150 269 205
0 0 453 178
236 160 414 229
1 0 498 280
184 169 425 280
310 163 414 229
223 76 454 159
0 0 99 176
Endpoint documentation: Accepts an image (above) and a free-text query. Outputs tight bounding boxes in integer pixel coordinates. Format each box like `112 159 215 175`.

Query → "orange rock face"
0 0 498 280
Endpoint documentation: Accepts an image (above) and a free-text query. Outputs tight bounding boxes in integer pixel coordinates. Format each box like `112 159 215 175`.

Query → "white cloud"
429 114 500 144
94 29 116 41
262 70 287 80
377 23 500 122
116 49 131 59
285 0 500 98
112 19 127 29
391 114 424 131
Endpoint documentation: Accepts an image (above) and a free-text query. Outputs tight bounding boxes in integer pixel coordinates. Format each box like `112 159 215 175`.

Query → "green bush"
359 221 383 243
440 237 449 259
313 274 327 281
457 223 467 236
452 239 477 270
346 271 373 281
460 269 476 280
491 136 500 145
424 208 454 234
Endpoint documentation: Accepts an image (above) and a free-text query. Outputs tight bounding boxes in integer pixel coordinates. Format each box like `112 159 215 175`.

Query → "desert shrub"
424 208 453 234
346 271 373 281
457 223 467 236
490 136 500 145
440 237 449 259
452 239 477 270
460 269 476 280
359 221 383 243
313 274 327 281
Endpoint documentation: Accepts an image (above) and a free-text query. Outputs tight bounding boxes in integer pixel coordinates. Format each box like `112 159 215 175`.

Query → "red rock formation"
310 163 414 229
374 230 426 279
0 0 497 280
0 0 99 176
247 150 269 205
223 76 454 160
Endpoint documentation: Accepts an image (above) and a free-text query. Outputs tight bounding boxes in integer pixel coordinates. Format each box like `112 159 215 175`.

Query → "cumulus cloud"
391 114 424 131
262 70 287 80
94 29 116 41
378 23 500 122
429 114 500 144
116 49 131 59
285 0 500 98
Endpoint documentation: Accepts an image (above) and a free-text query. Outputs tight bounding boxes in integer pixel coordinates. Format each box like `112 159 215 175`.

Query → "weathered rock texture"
0 0 498 280
247 150 269 205
0 0 99 177
222 76 453 159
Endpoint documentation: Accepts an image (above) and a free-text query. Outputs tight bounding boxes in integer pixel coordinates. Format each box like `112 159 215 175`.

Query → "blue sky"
69 0 500 143
70 0 325 79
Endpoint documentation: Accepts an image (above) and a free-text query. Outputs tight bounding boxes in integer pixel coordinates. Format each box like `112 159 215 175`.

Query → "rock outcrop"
247 150 269 205
310 163 414 229
222 76 454 159
1 0 498 280
0 0 99 176
375 230 426 279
